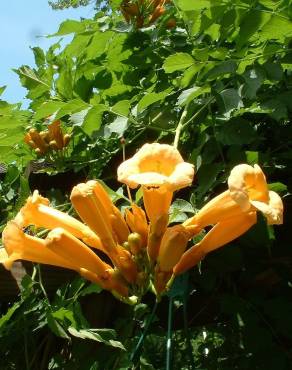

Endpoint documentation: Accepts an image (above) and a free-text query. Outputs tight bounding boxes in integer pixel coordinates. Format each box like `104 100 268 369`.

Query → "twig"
130 300 158 364
173 104 189 149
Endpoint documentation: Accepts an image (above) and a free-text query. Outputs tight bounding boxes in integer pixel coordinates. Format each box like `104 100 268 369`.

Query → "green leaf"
52 308 76 327
196 163 222 198
82 104 107 135
33 101 66 121
0 85 6 96
177 86 210 106
180 65 202 88
0 302 20 329
111 100 131 117
260 14 292 42
262 99 287 120
80 283 102 296
31 46 46 67
55 99 90 119
177 0 210 11
242 67 265 99
52 19 86 36
237 10 271 47
68 327 126 350
268 182 287 193
15 66 50 88
169 199 195 223
163 53 195 73
246 151 259 165
137 90 171 112
105 116 128 138
217 88 244 118
85 31 114 60
46 312 70 339
205 61 237 80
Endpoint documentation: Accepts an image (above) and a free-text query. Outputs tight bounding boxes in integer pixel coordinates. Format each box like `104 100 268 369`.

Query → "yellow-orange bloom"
14 190 104 252
1 222 128 297
2 221 74 270
118 143 194 192
118 143 194 220
174 212 257 275
70 181 137 283
228 164 283 224
178 163 283 275
118 143 194 262
26 128 48 154
46 228 128 296
184 164 283 232
48 120 64 149
154 224 190 293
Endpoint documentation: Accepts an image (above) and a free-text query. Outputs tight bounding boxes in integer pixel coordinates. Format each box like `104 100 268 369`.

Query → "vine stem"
130 300 158 364
173 105 189 149
166 296 174 370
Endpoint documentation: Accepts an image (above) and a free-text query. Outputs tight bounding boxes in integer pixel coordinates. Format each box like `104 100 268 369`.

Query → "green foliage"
0 0 292 368
48 0 103 10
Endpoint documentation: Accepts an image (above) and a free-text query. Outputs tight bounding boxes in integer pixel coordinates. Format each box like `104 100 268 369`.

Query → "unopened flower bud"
49 140 59 151
63 134 71 147
128 232 142 255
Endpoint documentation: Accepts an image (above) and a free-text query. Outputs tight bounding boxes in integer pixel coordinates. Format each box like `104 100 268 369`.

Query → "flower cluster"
120 0 171 28
24 120 70 156
0 143 283 303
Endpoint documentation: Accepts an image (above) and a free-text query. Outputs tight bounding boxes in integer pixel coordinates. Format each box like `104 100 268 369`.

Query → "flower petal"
117 143 194 191
250 190 283 225
228 164 269 211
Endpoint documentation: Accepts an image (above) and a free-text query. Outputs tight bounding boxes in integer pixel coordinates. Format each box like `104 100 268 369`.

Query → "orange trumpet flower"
70 181 137 283
14 190 104 252
174 212 257 275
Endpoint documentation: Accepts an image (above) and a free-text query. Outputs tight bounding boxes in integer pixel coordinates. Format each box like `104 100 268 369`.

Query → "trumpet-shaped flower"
70 181 137 283
14 190 104 252
228 164 283 224
1 222 128 297
184 164 283 234
46 228 128 296
174 212 257 275
117 143 194 222
2 221 75 271
117 143 194 192
118 143 194 261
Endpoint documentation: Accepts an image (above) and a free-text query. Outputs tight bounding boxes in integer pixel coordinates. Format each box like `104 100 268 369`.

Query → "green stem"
166 296 174 370
173 105 189 149
37 264 49 301
130 300 158 364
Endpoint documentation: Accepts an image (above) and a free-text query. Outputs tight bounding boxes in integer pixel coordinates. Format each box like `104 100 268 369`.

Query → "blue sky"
0 0 94 106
